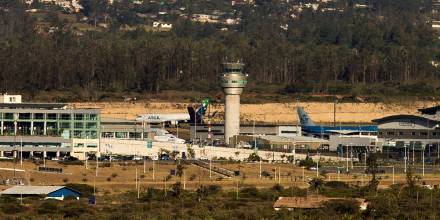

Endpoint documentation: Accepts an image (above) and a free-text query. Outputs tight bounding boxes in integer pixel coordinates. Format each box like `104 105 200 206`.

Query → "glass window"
60 122 70 129
73 130 83 138
115 132 127 139
91 131 97 139
4 113 13 120
75 143 84 148
129 132 141 139
420 132 428 136
18 113 31 120
86 122 97 129
34 113 44 119
412 132 417 136
102 132 114 138
74 122 83 129
74 114 83 120
398 132 404 136
60 114 71 120
87 144 97 148
89 114 98 120
47 113 57 120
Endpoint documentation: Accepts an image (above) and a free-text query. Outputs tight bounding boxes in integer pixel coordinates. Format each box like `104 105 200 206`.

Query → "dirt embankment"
70 101 439 124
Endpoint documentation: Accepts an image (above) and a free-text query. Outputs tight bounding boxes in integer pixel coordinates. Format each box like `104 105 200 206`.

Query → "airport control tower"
221 62 247 145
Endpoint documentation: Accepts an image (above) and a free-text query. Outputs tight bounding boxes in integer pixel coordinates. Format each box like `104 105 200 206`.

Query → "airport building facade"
0 95 100 158
372 106 440 149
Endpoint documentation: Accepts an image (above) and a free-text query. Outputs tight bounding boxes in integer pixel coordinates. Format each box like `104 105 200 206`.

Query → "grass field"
0 160 439 194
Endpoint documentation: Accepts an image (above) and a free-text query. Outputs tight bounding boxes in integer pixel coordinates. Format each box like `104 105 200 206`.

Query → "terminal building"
0 94 100 158
372 105 440 149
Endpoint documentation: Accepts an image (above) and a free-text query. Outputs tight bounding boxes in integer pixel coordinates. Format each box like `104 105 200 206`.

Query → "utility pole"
259 159 262 179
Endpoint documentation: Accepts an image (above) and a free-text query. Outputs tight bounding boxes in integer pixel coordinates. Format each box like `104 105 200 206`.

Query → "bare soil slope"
70 101 439 124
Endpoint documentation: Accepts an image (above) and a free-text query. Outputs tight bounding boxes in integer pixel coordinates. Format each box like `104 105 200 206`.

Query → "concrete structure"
234 135 328 152
97 139 343 162
372 106 440 148
221 62 247 145
328 130 378 152
190 124 301 143
0 94 21 104
0 186 80 200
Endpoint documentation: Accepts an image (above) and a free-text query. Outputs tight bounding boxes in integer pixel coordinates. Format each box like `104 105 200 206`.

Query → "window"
420 132 428 136
86 122 97 129
386 131 395 136
33 113 44 119
115 132 128 139
399 132 404 136
60 122 70 129
74 122 83 129
47 113 57 120
3 113 13 120
433 132 438 136
74 114 83 120
129 132 141 139
378 132 383 136
412 132 416 136
87 144 97 148
75 143 84 148
73 130 84 138
18 113 31 120
102 132 114 138
60 114 71 120
85 114 98 120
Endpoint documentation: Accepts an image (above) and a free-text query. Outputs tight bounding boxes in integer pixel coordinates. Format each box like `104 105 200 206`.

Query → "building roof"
260 135 328 143
327 130 376 135
0 186 68 195
0 103 67 109
372 114 439 124
418 106 440 115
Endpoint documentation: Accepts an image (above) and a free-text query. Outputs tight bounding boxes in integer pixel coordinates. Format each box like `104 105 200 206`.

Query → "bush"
63 178 69 183
65 183 95 198
37 200 59 215
298 156 317 168
322 199 359 215
324 181 350 189
240 186 259 197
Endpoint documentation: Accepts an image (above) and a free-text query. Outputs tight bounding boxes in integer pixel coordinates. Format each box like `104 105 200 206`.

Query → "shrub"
65 183 95 197
37 200 59 215
63 178 69 183
322 199 359 215
107 177 111 182
240 186 259 197
324 181 350 189
111 173 118 178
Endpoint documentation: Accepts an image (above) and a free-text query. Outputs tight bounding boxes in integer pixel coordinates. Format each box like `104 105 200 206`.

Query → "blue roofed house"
0 186 81 200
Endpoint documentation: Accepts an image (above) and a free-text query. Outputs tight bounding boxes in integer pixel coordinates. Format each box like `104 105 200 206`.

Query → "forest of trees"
0 0 439 101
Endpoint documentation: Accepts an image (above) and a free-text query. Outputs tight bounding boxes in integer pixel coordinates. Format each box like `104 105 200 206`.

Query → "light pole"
422 145 425 177
350 143 354 169
346 145 349 172
404 144 407 173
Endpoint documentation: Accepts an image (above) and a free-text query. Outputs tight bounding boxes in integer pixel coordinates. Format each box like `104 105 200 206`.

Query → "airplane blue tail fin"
187 98 209 124
297 107 315 126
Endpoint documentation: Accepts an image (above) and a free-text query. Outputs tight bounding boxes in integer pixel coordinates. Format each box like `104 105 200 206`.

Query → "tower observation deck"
221 62 247 145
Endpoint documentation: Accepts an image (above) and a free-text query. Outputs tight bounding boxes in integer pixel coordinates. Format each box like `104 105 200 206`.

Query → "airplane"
297 107 378 138
135 98 209 126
